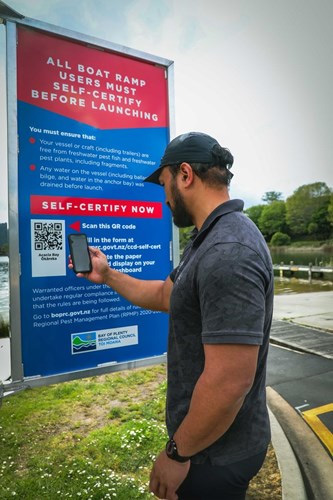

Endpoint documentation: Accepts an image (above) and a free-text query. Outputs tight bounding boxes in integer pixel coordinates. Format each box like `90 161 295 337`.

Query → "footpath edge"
268 405 307 500
266 386 333 500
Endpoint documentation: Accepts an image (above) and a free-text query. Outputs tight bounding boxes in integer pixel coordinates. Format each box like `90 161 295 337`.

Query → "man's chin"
173 218 193 229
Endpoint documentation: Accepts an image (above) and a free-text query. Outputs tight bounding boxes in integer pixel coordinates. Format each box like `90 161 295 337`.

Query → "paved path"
273 290 333 332
271 320 333 359
273 291 333 359
268 344 333 452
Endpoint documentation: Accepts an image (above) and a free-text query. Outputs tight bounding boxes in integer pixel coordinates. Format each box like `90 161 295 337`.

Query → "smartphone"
68 233 92 274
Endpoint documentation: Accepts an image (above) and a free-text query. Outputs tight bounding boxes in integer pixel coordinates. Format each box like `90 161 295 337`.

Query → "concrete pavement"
267 387 333 500
267 404 307 500
273 291 333 332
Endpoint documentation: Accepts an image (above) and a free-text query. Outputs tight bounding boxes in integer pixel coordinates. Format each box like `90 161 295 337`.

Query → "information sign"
16 26 172 378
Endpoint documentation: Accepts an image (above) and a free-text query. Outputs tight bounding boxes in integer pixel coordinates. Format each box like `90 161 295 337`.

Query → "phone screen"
68 234 92 273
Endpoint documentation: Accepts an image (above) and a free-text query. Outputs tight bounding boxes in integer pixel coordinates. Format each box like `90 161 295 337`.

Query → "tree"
270 232 291 246
308 198 332 239
0 244 8 256
179 226 194 254
258 201 287 240
328 194 333 228
244 205 265 227
262 191 283 204
286 182 332 237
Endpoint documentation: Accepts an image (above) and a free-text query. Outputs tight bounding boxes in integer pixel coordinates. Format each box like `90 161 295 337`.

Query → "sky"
1 0 333 222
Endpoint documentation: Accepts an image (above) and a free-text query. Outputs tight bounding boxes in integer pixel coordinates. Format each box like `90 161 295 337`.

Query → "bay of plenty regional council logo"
71 332 97 354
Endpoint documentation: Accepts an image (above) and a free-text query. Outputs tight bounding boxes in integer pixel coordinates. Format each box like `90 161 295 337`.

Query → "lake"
270 247 333 294
270 247 333 266
0 248 333 322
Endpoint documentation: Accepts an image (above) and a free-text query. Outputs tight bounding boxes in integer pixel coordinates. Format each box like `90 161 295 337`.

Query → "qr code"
34 222 63 251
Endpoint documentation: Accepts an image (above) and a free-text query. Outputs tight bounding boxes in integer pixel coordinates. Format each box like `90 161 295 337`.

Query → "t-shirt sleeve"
169 267 178 283
197 243 269 345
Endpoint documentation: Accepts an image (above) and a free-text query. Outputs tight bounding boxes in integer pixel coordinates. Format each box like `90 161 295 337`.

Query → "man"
71 132 273 500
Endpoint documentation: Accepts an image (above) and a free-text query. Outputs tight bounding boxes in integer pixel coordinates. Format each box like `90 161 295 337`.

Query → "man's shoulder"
207 211 267 250
198 212 272 272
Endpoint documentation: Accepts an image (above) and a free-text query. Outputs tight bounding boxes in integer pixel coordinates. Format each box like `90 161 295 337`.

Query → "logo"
71 332 97 354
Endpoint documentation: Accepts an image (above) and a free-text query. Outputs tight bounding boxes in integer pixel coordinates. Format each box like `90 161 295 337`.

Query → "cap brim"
144 166 164 184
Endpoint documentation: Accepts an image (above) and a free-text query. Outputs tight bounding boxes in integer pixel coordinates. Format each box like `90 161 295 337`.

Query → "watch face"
166 439 190 462
166 439 175 457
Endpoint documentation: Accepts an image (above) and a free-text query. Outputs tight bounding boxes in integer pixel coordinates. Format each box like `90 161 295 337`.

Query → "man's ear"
179 162 193 185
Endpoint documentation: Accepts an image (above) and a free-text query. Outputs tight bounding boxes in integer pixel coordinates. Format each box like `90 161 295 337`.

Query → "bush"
308 222 318 235
0 316 9 338
270 232 291 246
179 226 194 254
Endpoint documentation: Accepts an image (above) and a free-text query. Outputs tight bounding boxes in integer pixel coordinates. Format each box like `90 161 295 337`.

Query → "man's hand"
68 247 110 284
149 450 190 500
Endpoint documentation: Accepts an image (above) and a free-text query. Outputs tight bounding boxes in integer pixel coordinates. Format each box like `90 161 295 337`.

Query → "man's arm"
149 343 259 499
71 247 173 312
173 343 259 456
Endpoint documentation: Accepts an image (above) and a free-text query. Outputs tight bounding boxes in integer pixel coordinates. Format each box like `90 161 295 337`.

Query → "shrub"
0 316 9 338
307 222 318 235
270 232 291 246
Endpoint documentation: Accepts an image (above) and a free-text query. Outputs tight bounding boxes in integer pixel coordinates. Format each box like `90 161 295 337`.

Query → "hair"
168 144 234 188
193 164 233 187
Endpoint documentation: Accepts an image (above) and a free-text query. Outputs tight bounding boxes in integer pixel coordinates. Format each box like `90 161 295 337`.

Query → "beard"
170 179 194 228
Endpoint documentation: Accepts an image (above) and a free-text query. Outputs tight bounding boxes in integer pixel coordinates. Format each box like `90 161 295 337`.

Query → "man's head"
144 132 234 188
145 132 234 228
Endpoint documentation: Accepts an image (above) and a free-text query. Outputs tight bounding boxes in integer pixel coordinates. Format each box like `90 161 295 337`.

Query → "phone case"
68 233 92 273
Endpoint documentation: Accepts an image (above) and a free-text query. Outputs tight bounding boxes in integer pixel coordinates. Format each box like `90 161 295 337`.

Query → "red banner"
17 27 168 130
30 195 163 218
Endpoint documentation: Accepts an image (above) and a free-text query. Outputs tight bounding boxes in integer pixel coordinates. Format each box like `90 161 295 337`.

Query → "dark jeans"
177 449 267 500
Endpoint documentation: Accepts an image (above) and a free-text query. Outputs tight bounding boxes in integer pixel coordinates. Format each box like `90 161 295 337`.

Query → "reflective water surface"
270 248 333 267
271 247 333 294
274 277 333 295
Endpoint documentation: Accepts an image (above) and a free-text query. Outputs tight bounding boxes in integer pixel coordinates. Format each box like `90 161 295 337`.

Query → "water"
271 247 333 294
270 248 333 267
275 277 333 295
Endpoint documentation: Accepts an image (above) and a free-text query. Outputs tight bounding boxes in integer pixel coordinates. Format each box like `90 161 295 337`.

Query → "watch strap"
166 438 191 463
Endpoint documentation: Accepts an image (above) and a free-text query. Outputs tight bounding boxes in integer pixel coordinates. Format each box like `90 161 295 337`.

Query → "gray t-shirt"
167 199 273 466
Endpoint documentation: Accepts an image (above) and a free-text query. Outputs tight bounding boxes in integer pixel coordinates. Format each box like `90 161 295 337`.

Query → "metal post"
6 21 23 382
308 263 312 282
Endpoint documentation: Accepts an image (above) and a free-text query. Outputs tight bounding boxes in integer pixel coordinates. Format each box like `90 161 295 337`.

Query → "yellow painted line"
302 403 333 456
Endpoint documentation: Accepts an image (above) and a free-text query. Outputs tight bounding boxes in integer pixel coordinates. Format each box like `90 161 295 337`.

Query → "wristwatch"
166 438 191 463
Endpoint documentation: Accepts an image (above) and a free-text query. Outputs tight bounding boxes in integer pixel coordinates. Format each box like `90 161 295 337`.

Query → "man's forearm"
104 267 170 312
173 373 249 457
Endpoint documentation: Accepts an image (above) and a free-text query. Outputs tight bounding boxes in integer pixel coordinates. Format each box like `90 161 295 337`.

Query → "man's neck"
192 188 230 230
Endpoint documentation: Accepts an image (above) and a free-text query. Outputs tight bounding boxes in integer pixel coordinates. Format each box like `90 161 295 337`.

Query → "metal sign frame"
1 3 178 388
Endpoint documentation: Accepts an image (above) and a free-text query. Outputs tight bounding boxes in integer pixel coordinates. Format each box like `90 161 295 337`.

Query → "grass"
288 239 332 248
269 239 333 250
0 365 281 499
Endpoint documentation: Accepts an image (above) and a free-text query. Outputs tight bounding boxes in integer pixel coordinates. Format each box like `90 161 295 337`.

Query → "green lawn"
0 365 281 499
0 365 167 499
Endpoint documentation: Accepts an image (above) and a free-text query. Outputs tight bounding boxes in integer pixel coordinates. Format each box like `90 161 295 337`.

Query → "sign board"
5 17 175 383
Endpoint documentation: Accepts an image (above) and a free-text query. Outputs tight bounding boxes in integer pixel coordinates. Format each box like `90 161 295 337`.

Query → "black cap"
144 132 233 184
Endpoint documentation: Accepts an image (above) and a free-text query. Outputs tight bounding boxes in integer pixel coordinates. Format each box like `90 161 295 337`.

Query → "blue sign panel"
17 27 172 377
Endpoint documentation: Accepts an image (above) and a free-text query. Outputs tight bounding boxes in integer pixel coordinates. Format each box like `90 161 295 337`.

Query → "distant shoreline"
269 244 333 253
